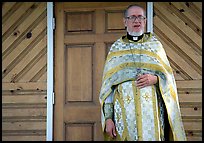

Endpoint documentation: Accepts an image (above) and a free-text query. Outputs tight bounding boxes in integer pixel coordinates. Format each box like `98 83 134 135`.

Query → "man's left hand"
136 74 158 88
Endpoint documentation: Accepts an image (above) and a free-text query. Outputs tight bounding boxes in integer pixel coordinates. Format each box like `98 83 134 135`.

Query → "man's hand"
136 74 158 88
105 119 117 138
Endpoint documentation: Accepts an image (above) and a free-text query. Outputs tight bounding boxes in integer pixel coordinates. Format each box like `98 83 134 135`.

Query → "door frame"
46 2 153 141
46 2 54 141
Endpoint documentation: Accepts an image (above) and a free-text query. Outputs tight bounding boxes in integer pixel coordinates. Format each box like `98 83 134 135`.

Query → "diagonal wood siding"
153 2 202 141
2 2 47 141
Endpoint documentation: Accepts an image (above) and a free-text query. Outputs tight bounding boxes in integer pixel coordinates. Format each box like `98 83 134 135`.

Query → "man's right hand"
105 119 117 138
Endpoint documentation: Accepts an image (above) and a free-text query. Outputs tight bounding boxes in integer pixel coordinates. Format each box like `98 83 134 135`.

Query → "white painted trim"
46 2 54 141
147 2 153 33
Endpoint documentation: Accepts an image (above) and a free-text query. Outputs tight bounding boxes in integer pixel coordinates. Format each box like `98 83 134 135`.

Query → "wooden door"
54 2 146 141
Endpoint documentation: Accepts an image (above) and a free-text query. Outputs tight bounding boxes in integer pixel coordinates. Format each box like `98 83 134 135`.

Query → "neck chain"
128 39 143 79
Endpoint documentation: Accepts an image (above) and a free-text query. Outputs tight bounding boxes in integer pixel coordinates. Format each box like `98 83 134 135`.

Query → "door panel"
54 2 146 141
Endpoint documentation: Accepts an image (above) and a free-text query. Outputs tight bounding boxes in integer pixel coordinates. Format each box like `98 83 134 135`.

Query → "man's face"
124 6 146 35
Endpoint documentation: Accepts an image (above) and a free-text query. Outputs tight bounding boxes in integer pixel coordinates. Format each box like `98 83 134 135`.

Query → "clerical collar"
126 32 144 42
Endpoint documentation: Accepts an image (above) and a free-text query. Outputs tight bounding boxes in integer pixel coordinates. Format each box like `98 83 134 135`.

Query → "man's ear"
144 18 147 25
123 18 127 27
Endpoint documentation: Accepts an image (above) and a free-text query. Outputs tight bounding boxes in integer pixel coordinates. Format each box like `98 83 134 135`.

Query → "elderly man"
99 4 186 141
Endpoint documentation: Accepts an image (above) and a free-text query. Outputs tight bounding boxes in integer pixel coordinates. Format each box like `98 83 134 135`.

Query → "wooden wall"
2 2 47 141
153 2 202 141
2 2 202 141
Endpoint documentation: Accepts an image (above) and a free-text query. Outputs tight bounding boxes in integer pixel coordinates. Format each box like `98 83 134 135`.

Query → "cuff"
103 103 113 120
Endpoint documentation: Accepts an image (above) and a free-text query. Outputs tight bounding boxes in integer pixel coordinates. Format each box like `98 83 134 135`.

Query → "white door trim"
147 2 153 33
46 2 54 141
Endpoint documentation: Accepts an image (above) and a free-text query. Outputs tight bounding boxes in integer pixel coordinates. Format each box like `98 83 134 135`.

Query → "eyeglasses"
126 15 146 22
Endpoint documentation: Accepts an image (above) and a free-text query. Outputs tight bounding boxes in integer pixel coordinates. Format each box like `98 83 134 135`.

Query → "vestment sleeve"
103 92 114 120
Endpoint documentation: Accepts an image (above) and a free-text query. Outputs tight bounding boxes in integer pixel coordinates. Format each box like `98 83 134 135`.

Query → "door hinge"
52 92 55 105
52 18 55 30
